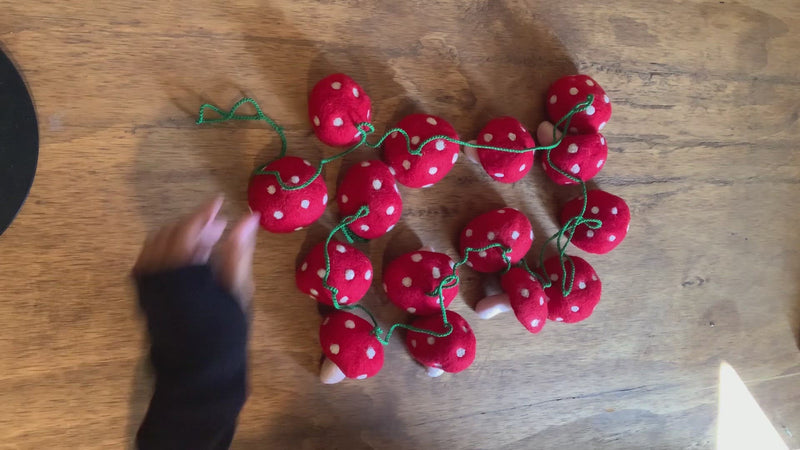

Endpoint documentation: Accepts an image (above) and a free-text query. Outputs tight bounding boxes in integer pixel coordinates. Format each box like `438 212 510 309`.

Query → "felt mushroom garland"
195 71 630 383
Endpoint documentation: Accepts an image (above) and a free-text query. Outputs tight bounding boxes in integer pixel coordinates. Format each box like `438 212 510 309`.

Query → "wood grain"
1 1 799 448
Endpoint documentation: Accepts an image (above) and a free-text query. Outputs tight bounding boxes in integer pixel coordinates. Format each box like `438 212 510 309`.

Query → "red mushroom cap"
336 160 403 239
560 190 630 254
248 156 328 233
319 311 384 379
459 207 533 273
405 310 476 373
476 117 535 183
545 74 612 134
543 255 601 323
382 250 458 315
542 133 608 185
382 114 460 188
296 241 373 306
308 73 372 147
500 267 549 333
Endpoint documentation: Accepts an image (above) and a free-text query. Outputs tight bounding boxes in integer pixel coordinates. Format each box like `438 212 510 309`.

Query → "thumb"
215 212 261 310
536 121 562 147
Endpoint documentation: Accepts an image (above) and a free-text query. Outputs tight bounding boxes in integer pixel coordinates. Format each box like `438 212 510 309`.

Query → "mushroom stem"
464 141 480 164
426 366 445 377
320 357 347 384
475 293 512 319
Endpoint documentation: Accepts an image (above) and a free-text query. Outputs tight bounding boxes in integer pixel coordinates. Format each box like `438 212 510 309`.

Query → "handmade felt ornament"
546 74 612 134
319 311 384 383
296 241 373 306
460 207 533 273
542 133 608 185
382 114 460 188
308 73 372 147
464 117 535 183
543 255 601 323
475 267 549 334
248 156 328 233
405 310 476 377
560 189 630 254
336 160 402 239
382 249 458 315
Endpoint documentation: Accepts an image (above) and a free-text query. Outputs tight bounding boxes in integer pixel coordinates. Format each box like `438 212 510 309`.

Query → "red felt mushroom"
475 267 549 334
543 255 601 323
405 310 476 377
308 73 372 148
319 311 384 383
541 133 608 185
560 189 631 254
296 241 373 306
382 114 460 188
248 156 328 233
545 74 612 134
459 208 533 273
382 250 458 316
464 117 535 183
336 160 402 239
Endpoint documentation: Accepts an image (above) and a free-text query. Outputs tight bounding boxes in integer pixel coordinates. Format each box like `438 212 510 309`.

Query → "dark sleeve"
135 265 248 450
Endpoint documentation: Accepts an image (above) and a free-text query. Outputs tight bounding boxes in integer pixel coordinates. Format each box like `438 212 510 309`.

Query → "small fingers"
536 121 562 147
215 212 261 308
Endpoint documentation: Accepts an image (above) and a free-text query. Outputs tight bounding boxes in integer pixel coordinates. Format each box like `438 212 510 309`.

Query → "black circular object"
0 47 38 235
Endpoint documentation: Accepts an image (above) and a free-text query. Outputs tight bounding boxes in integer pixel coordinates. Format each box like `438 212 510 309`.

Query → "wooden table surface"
1 1 799 448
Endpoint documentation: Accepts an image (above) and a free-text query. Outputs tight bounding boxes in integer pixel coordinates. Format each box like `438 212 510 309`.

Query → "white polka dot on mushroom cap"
427 337 435 345
313 116 320 126
571 305 580 312
365 270 371 280
356 374 367 380
550 95 557 104
407 307 416 314
360 161 371 167
423 183 433 188
435 140 445 151
402 277 412 287
520 288 530 298
372 179 382 190
604 95 610 103
388 166 396 175
585 105 596 116
411 136 420 145
611 207 618 214
322 316 330 325
331 81 342 89
428 167 438 175
330 343 340 354
339 296 349 304
366 346 376 359
570 164 580 174
539 297 545 306
462 325 468 333
519 164 526 172
456 348 466 357
531 319 540 327
267 185 276 194
336 245 346 254
341 194 349 204
599 122 607 130
411 253 423 262
579 281 586 289
301 199 310 209
487 231 496 240
386 205 395 215
592 274 598 281
310 288 319 296
465 229 473 237
345 269 355 281
344 320 355 329
556 317 564 322
494 173 505 178
498 209 506 214
426 117 438 125
608 235 617 242
591 206 599 214
333 117 343 126
569 87 578 95
317 269 326 278
597 159 604 168
508 132 517 141
483 133 493 142
452 153 459 164
352 87 359 97
411 339 417 347
529 230 533 240
360 224 369 231
586 79 595 86
511 231 520 240
432 267 441 279
291 176 300 184
402 160 411 170
323 194 328 204
568 143 579 153
273 211 284 219
478 251 487 258
587 230 595 238
301 262 308 271
550 273 559 281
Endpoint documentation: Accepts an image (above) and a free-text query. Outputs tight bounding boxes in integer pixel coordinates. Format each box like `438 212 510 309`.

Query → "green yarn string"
195 94 601 299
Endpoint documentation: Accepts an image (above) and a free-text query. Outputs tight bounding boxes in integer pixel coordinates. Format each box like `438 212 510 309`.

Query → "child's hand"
133 196 260 308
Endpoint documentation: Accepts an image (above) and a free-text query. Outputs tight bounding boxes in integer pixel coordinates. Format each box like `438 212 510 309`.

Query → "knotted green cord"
320 207 514 345
195 94 602 297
